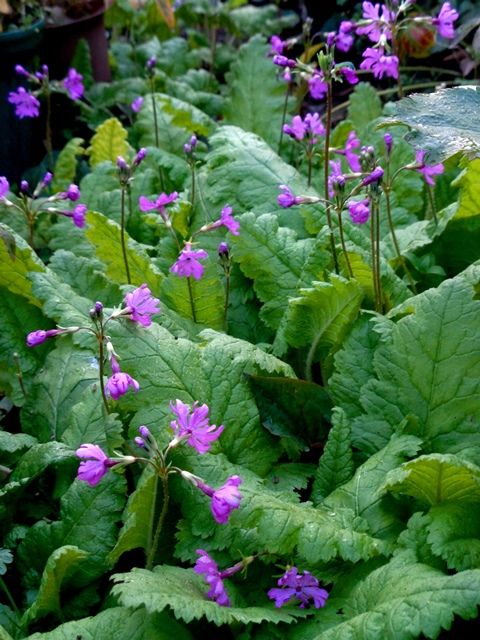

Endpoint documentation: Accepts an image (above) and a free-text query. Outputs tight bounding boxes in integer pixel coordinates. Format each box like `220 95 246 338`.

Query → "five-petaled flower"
138 192 178 223
8 87 40 118
170 243 208 280
415 150 444 186
433 2 459 39
63 68 84 100
360 47 399 79
348 198 371 224
76 444 121 486
124 283 161 327
219 205 240 235
169 399 224 454
268 567 329 609
194 550 231 606
106 355 140 400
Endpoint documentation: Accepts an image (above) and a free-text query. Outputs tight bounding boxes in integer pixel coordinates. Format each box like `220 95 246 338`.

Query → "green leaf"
347 82 382 137
0 549 13 576
0 223 45 305
352 275 480 455
279 275 363 369
20 341 99 442
112 565 303 626
426 503 480 571
22 546 88 626
291 553 480 640
52 138 84 192
231 213 330 330
11 442 74 482
453 158 480 219
311 408 354 504
71 38 93 90
87 117 130 166
135 93 215 155
84 211 164 289
109 466 158 565
18 474 126 587
160 260 224 328
383 454 480 505
386 86 480 162
224 35 288 148
25 607 193 640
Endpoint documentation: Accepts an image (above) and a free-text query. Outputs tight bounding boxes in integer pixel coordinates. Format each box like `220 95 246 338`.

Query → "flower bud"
116 156 129 171
384 133 393 156
134 147 147 167
138 425 151 439
20 180 29 193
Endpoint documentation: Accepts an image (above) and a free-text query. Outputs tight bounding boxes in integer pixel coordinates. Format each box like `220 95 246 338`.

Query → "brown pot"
41 2 111 82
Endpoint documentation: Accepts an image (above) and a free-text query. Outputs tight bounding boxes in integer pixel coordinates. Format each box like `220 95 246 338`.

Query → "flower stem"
278 82 291 154
370 201 379 310
120 186 132 285
337 208 353 278
426 184 438 225
187 276 197 323
150 79 159 148
383 188 417 292
190 161 196 210
374 198 382 312
97 336 110 414
45 87 53 170
146 473 170 570
324 82 339 274
223 271 230 332
0 576 20 618
307 148 313 188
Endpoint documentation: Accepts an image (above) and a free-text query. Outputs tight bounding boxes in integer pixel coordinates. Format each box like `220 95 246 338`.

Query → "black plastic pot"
0 19 46 184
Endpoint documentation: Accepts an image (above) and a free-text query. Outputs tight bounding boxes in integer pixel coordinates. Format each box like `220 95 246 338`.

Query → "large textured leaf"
383 454 480 505
22 546 88 625
386 86 480 162
25 607 192 640
17 474 126 587
84 211 164 290
20 341 99 441
224 35 288 148
279 275 363 367
135 93 215 155
347 82 382 137
52 138 84 192
0 223 45 305
112 565 304 626
426 503 480 571
231 213 330 330
87 117 129 166
352 274 480 455
289 552 480 640
311 408 354 504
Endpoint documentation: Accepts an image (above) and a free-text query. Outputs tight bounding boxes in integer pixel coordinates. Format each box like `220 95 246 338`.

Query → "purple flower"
8 87 40 118
277 185 305 208
64 184 80 201
415 150 444 186
384 132 393 155
63 68 84 101
170 243 208 280
273 55 296 69
76 444 120 486
184 134 198 155
106 359 140 400
26 329 62 347
134 436 146 448
336 20 355 52
360 47 399 79
328 160 346 198
124 283 161 327
433 2 459 39
169 399 224 454
15 64 30 78
138 192 178 221
348 199 371 224
284 113 325 144
117 156 129 171
131 96 144 113
146 56 157 71
210 476 242 524
41 172 53 188
338 66 359 85
134 148 147 166
344 131 361 172
219 205 240 235
20 180 29 193
0 176 9 199
361 166 384 186
308 72 328 100
283 115 307 141
218 241 229 257
270 35 285 56
268 567 329 609
139 425 150 439
356 2 393 43
62 203 87 228
194 550 231 607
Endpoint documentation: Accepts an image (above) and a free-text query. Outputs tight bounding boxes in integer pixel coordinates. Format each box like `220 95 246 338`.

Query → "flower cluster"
283 113 325 145
9 64 84 119
268 567 329 609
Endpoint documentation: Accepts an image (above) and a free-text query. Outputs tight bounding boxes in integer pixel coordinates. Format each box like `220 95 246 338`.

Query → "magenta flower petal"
63 68 84 100
124 283 161 327
169 399 224 453
170 245 208 280
348 199 370 224
0 176 10 199
194 550 231 607
106 372 140 400
268 567 329 609
220 205 240 235
433 2 459 39
415 150 444 186
76 444 113 486
8 87 40 118
210 475 242 524
131 96 144 113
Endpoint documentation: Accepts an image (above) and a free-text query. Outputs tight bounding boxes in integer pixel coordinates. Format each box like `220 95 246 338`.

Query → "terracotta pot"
41 3 111 82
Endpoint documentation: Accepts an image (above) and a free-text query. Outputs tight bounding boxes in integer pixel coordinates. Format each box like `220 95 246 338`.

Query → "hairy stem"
120 186 132 284
187 276 197 323
337 208 353 278
45 88 53 170
150 78 159 148
223 271 230 332
426 184 438 225
324 82 339 274
98 336 110 413
278 82 290 154
384 188 417 292
146 473 170 570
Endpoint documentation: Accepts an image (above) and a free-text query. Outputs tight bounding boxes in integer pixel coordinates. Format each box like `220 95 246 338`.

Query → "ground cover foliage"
1 0 480 638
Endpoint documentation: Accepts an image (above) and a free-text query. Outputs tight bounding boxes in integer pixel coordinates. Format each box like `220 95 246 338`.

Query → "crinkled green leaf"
87 117 130 166
383 453 480 505
25 606 192 640
22 545 88 626
290 552 480 640
112 565 304 626
386 86 480 162
52 138 84 192
0 223 45 305
224 35 288 148
348 82 382 137
312 408 354 504
426 503 480 571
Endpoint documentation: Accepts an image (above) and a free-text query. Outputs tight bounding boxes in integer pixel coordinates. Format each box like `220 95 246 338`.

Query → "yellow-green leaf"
87 117 129 167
